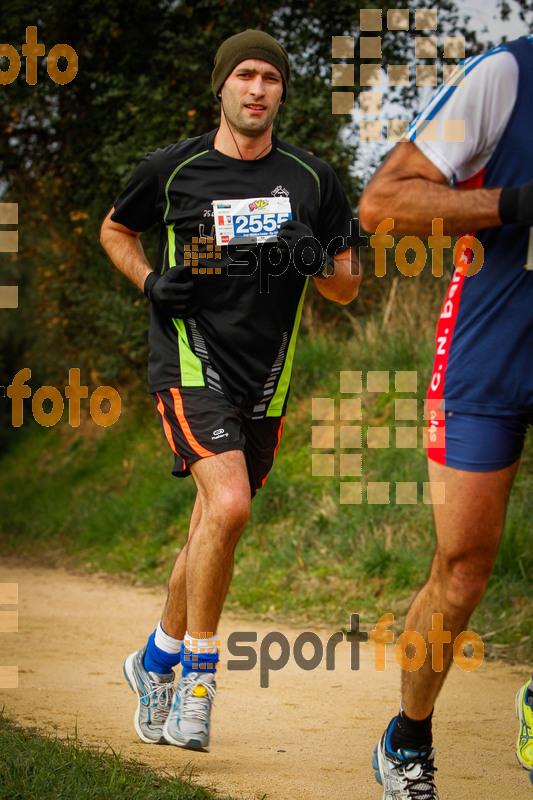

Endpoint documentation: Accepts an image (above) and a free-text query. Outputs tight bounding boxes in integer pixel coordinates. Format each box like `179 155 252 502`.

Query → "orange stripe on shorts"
156 393 178 455
169 388 215 458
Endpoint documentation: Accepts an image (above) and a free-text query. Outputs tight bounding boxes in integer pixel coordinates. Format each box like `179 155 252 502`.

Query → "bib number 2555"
234 212 290 237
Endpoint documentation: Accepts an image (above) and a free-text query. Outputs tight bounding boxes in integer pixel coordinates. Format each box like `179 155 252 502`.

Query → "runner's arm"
358 142 503 237
313 247 361 304
100 208 154 292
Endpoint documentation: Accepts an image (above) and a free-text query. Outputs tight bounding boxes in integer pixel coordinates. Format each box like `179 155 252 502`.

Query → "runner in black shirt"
100 29 361 753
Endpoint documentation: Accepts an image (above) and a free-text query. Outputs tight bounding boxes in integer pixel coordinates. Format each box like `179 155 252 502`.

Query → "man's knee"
206 485 251 533
437 554 493 613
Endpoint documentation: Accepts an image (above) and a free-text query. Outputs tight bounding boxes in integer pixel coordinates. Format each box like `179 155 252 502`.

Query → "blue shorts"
429 411 533 471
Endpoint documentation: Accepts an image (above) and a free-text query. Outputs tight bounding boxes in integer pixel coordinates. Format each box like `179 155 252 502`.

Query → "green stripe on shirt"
172 318 205 386
267 277 309 416
277 148 321 205
163 153 209 387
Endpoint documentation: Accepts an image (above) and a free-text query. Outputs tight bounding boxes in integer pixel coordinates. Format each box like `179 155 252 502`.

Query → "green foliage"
0 0 486 454
1 2 532 664
1 275 531 660
0 712 236 800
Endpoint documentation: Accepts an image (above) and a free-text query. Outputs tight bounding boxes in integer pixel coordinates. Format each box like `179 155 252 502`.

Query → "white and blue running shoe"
123 647 174 744
163 671 216 752
373 718 439 799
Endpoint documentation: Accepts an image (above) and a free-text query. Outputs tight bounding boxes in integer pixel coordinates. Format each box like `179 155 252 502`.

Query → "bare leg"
161 450 250 640
161 494 202 639
185 450 251 635
401 458 519 720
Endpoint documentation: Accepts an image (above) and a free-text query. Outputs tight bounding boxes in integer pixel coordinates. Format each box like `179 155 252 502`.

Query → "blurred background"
1 0 532 661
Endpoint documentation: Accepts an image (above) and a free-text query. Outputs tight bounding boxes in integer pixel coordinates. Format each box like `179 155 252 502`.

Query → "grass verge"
0 711 236 800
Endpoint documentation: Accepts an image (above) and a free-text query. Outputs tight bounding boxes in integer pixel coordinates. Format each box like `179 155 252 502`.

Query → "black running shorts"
152 387 285 496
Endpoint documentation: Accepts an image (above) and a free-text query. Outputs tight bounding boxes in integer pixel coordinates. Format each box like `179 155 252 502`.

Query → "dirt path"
0 562 531 799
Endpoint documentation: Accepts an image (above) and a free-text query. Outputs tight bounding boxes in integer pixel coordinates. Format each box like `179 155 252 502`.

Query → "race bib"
212 197 292 245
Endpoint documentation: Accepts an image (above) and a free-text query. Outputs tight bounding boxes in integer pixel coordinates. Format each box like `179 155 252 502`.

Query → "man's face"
220 58 284 137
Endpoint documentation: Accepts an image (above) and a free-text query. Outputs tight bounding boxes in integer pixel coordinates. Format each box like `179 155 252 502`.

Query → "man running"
359 34 533 799
100 29 360 753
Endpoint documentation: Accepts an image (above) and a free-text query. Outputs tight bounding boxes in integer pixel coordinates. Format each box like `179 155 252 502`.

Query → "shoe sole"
372 740 385 793
162 697 211 753
123 653 166 745
515 686 533 770
162 719 211 753
372 748 382 782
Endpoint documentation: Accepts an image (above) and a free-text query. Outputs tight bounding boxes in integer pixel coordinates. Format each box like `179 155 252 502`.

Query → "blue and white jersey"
409 46 519 182
408 36 533 454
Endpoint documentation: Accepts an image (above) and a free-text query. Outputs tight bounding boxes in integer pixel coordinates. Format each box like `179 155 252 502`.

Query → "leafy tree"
0 0 509 449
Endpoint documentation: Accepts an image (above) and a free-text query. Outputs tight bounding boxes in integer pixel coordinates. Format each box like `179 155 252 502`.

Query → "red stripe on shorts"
426 270 465 463
261 415 284 487
426 171 485 464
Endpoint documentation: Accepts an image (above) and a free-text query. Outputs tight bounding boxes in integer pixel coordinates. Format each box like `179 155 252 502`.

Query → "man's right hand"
144 267 198 318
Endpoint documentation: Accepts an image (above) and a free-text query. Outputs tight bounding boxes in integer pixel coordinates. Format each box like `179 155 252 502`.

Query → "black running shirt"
111 130 354 417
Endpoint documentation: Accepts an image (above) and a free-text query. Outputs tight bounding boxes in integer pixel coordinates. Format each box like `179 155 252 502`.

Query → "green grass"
0 712 236 800
1 275 532 659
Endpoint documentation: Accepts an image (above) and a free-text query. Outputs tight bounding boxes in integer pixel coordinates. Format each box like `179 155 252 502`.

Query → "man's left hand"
278 208 333 277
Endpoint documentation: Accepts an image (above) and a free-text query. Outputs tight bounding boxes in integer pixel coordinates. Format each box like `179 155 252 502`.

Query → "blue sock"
143 629 182 675
180 641 218 676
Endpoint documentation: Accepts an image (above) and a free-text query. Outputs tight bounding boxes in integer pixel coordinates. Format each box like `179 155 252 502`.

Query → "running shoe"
515 682 533 769
123 647 175 744
373 718 439 799
163 671 216 752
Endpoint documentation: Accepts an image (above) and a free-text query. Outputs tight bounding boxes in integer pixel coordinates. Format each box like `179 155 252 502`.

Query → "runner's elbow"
358 190 385 233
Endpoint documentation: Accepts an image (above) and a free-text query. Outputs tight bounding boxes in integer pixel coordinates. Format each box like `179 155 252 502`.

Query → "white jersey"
409 49 519 182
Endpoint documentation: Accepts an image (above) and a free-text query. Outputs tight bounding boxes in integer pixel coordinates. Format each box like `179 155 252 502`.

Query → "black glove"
499 179 533 226
144 267 198 317
278 205 334 277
